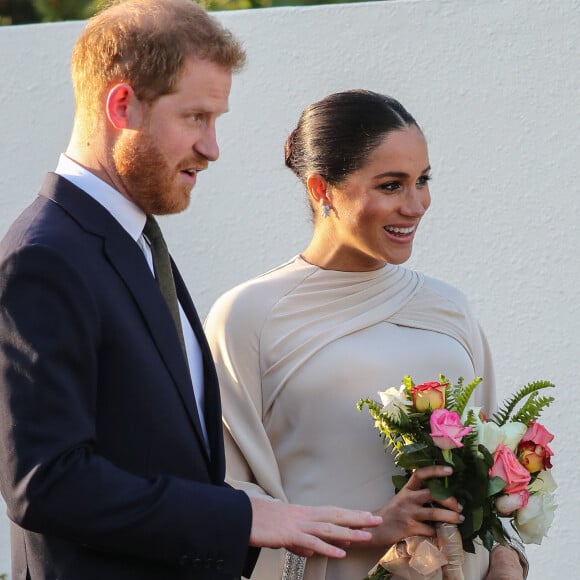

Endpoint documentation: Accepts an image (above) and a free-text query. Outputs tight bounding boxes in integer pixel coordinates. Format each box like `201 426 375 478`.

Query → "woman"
205 91 526 580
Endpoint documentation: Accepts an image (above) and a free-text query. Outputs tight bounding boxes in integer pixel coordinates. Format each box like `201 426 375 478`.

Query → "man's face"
113 58 232 215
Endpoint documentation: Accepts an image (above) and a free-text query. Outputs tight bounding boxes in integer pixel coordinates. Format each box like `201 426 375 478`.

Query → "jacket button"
178 555 191 567
192 558 202 569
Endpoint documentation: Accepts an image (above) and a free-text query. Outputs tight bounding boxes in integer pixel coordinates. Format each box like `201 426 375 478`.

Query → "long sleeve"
0 243 253 573
205 257 499 580
0 179 256 579
206 284 291 579
205 286 287 504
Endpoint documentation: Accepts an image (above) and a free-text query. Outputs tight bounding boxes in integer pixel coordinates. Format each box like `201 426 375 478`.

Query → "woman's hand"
367 465 464 548
484 545 525 580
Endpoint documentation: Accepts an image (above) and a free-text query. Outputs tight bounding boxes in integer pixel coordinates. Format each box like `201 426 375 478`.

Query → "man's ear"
106 83 144 130
307 173 333 208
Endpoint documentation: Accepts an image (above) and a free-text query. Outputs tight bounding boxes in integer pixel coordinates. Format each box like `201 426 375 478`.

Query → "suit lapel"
39 174 210 465
103 237 210 464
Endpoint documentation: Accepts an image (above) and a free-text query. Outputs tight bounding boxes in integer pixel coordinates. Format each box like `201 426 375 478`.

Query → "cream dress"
205 256 496 580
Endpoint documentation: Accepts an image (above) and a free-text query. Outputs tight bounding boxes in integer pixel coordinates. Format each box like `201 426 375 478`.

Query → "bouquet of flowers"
357 375 556 580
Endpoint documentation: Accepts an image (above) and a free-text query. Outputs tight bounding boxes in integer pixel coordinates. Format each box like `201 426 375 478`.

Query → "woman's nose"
402 187 430 217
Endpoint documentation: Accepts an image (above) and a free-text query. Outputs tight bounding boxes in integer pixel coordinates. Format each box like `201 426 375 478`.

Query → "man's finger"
310 506 382 528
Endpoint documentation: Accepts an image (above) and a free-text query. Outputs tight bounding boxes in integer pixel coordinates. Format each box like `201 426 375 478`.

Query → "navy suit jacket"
0 174 257 580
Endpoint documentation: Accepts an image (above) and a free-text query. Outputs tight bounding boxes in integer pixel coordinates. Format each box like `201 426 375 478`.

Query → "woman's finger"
418 505 465 525
406 465 453 489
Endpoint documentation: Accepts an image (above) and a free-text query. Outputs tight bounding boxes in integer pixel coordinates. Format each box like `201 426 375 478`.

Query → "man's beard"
112 130 192 215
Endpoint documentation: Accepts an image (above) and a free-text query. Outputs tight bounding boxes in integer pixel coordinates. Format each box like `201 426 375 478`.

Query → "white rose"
500 421 528 451
473 417 527 454
378 385 411 420
514 493 557 544
529 470 557 494
476 419 504 454
463 407 501 453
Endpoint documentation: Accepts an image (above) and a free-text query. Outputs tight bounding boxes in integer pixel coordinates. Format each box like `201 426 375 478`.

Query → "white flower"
470 412 527 454
476 419 504 454
500 421 528 451
378 385 411 420
529 470 557 494
514 492 557 544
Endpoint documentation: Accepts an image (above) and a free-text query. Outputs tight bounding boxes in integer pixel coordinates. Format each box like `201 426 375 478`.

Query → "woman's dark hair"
284 90 420 186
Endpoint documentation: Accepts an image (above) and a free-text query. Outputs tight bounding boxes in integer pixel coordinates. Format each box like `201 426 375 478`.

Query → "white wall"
0 0 578 577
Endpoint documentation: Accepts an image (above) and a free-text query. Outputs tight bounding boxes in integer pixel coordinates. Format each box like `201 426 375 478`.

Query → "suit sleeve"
0 243 253 575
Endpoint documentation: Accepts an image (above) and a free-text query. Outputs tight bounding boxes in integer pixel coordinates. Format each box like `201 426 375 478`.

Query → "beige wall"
1 0 579 577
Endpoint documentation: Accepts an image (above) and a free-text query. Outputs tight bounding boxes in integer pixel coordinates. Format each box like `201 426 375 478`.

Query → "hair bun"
284 128 298 169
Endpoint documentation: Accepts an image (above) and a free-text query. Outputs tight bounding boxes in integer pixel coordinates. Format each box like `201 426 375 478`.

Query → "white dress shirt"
55 154 209 448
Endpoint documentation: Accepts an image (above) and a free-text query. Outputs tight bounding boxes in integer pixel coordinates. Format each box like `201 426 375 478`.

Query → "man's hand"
249 498 382 558
485 545 525 580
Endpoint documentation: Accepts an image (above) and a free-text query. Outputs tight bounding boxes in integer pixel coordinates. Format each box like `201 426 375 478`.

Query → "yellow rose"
411 381 447 412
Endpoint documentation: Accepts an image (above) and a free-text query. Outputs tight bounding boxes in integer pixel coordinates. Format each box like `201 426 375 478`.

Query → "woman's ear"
106 83 144 130
307 173 333 209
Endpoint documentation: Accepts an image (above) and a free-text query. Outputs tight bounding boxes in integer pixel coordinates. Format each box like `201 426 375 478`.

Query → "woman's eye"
417 175 432 187
379 182 400 192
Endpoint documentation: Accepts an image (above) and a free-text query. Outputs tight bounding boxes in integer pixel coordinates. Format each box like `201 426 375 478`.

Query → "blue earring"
322 204 330 218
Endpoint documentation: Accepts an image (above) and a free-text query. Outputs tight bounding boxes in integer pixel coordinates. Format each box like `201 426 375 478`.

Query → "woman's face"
322 125 431 271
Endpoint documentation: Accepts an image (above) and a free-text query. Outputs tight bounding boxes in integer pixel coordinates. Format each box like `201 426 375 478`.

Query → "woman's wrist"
491 541 528 579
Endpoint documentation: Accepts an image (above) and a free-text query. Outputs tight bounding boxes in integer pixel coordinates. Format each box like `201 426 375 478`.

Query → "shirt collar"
55 154 146 241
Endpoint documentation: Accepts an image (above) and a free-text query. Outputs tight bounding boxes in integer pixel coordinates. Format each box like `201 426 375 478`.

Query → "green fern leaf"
512 395 555 425
492 380 555 425
444 375 462 410
453 376 483 416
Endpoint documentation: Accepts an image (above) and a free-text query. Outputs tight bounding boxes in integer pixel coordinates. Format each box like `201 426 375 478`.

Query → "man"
0 1 381 578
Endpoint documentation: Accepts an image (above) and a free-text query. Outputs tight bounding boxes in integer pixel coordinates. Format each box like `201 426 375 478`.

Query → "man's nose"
194 123 219 162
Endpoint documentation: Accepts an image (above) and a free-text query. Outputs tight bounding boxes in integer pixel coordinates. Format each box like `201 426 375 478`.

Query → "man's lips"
180 165 207 176
179 164 208 185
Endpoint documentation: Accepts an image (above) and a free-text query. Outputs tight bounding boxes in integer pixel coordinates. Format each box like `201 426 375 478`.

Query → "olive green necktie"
143 215 188 362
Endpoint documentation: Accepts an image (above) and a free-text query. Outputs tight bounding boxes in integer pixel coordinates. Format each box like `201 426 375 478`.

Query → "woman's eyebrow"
374 165 431 180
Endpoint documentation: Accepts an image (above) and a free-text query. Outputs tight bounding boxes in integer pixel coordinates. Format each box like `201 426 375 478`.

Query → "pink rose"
412 381 448 412
495 489 530 515
521 420 554 449
489 443 531 494
518 420 554 470
429 409 473 449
